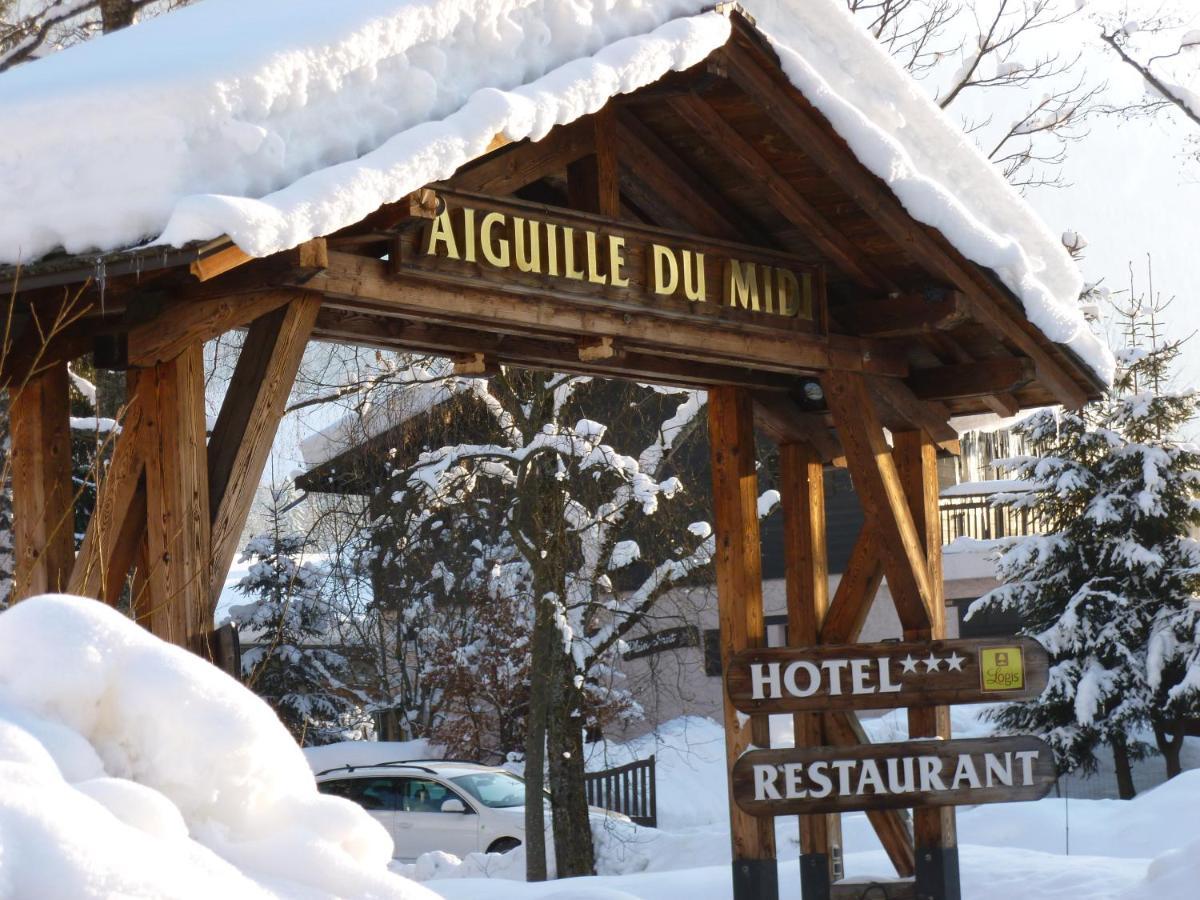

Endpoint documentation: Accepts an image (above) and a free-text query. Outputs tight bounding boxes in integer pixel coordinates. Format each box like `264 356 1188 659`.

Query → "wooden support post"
567 109 620 218
780 442 841 898
708 386 778 900
10 360 75 599
139 344 212 652
894 431 959 900
207 297 320 609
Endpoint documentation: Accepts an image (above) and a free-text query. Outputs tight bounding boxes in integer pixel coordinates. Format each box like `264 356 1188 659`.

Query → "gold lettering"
800 272 815 320
424 211 459 259
609 235 629 287
584 230 607 285
681 251 705 303
777 269 814 320
545 223 560 277
513 217 541 273
762 264 775 314
480 211 510 268
725 259 759 311
462 207 477 263
563 227 585 280
652 244 679 296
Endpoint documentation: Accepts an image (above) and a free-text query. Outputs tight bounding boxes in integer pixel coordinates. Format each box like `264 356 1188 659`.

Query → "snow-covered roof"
0 0 1112 383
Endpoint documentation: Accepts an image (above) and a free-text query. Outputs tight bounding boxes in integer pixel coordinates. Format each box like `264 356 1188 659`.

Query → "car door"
394 777 480 860
316 776 401 847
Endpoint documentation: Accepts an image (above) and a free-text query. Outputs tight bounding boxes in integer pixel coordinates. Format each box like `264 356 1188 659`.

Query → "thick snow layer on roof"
0 594 437 899
0 0 1112 382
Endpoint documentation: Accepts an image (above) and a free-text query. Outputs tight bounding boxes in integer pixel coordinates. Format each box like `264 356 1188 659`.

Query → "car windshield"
449 772 531 809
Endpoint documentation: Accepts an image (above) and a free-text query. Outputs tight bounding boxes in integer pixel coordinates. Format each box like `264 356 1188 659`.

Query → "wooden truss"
709 377 958 895
10 294 319 656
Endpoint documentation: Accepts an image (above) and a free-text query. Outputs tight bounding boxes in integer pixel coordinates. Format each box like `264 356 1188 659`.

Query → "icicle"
93 257 107 311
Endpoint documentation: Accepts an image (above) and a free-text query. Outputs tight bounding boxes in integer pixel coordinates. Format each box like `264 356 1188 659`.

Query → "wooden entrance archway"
1 10 1102 900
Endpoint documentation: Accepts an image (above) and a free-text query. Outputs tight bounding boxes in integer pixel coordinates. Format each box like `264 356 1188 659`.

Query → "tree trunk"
1111 738 1138 800
1153 718 1185 780
523 594 554 882
547 657 596 878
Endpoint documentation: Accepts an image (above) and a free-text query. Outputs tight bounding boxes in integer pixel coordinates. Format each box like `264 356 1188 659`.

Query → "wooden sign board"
725 637 1049 714
733 736 1057 817
394 190 828 336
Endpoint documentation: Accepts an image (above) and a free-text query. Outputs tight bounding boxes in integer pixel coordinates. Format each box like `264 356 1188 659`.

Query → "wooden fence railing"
584 755 657 828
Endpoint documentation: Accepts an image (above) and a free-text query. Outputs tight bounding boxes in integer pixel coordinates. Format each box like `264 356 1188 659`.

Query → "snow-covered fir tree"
972 302 1200 796
234 486 359 746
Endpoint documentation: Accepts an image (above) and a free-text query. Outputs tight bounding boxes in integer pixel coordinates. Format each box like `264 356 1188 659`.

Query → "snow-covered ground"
398 714 1200 899
1 595 1195 898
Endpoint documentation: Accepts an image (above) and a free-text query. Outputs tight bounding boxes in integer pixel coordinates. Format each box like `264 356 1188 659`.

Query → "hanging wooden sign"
393 189 827 336
732 736 1057 817
725 637 1049 714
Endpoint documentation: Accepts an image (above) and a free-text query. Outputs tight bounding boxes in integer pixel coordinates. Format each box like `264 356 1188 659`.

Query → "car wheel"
487 837 522 855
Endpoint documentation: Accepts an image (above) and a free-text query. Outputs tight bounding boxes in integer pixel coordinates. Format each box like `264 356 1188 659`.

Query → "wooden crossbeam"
311 253 898 379
822 371 935 633
839 291 969 338
126 290 298 367
668 92 890 291
869 377 960 452
10 361 75 599
751 392 843 464
721 25 1092 408
708 386 777 896
922 331 1024 417
314 309 800 392
69 385 149 603
906 357 1035 402
824 709 916 877
207 297 321 609
450 119 594 196
780 443 842 891
820 528 884 645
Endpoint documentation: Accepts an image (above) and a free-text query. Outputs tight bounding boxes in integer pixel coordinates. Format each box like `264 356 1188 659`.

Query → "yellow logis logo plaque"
980 646 1025 692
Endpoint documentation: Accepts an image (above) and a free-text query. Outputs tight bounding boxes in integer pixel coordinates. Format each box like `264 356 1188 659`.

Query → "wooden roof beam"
613 109 770 245
667 92 892 291
906 357 1035 403
838 290 970 338
720 23 1093 409
449 118 594 196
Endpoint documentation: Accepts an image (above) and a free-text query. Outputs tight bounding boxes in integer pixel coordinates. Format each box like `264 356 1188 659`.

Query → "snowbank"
0 594 437 899
0 0 1111 382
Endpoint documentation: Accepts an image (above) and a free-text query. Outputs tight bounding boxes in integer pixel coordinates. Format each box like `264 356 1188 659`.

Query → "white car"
314 759 627 861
